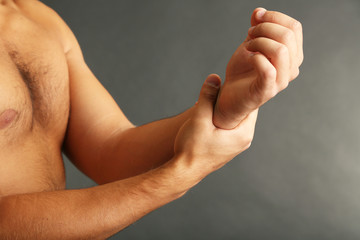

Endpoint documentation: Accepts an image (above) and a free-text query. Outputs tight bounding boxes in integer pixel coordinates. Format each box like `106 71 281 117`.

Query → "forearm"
0 158 193 240
88 106 195 184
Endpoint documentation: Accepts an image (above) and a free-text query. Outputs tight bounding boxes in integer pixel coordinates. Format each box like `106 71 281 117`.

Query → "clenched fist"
213 8 303 129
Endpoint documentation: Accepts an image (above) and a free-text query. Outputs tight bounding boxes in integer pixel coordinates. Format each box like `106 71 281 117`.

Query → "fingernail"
256 9 266 19
206 75 221 88
246 39 253 46
248 26 255 35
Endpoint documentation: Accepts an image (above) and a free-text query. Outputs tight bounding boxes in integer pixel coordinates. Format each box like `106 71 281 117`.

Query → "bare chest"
0 8 70 141
0 7 70 195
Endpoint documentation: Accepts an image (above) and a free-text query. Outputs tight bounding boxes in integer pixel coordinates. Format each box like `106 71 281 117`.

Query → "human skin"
0 1 302 239
214 8 303 129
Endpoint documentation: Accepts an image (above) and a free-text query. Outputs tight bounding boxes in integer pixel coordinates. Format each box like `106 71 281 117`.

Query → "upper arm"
64 46 134 174
61 19 135 175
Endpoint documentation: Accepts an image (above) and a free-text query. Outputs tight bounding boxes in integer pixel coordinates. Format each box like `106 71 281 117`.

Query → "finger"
248 22 299 79
196 74 222 120
250 7 266 27
252 9 303 66
249 53 278 102
248 23 296 57
247 38 290 91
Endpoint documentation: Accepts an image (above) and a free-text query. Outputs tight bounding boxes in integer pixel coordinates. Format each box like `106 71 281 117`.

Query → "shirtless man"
0 0 303 239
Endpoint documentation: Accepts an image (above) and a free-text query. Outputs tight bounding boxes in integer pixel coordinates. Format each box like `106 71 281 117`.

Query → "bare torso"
0 0 69 196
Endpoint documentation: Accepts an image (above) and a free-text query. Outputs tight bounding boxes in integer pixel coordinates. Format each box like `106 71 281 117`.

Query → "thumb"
196 74 222 119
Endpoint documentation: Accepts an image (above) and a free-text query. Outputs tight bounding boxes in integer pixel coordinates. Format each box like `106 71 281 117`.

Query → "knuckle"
262 65 276 80
280 80 289 91
276 76 289 91
202 90 218 101
275 45 288 57
292 20 302 31
281 30 294 44
291 67 300 79
298 53 304 66
202 83 220 100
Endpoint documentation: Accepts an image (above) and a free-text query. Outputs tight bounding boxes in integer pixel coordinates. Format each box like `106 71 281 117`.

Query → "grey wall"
42 0 360 239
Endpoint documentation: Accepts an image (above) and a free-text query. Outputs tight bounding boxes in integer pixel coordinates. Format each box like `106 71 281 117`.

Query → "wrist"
157 153 205 196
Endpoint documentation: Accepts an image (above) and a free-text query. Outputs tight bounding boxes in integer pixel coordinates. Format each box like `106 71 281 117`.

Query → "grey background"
42 0 360 239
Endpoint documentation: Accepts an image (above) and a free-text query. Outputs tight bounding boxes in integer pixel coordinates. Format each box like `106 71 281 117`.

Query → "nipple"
0 109 18 130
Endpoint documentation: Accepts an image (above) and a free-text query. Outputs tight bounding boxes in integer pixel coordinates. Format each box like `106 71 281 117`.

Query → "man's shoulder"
15 0 77 54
